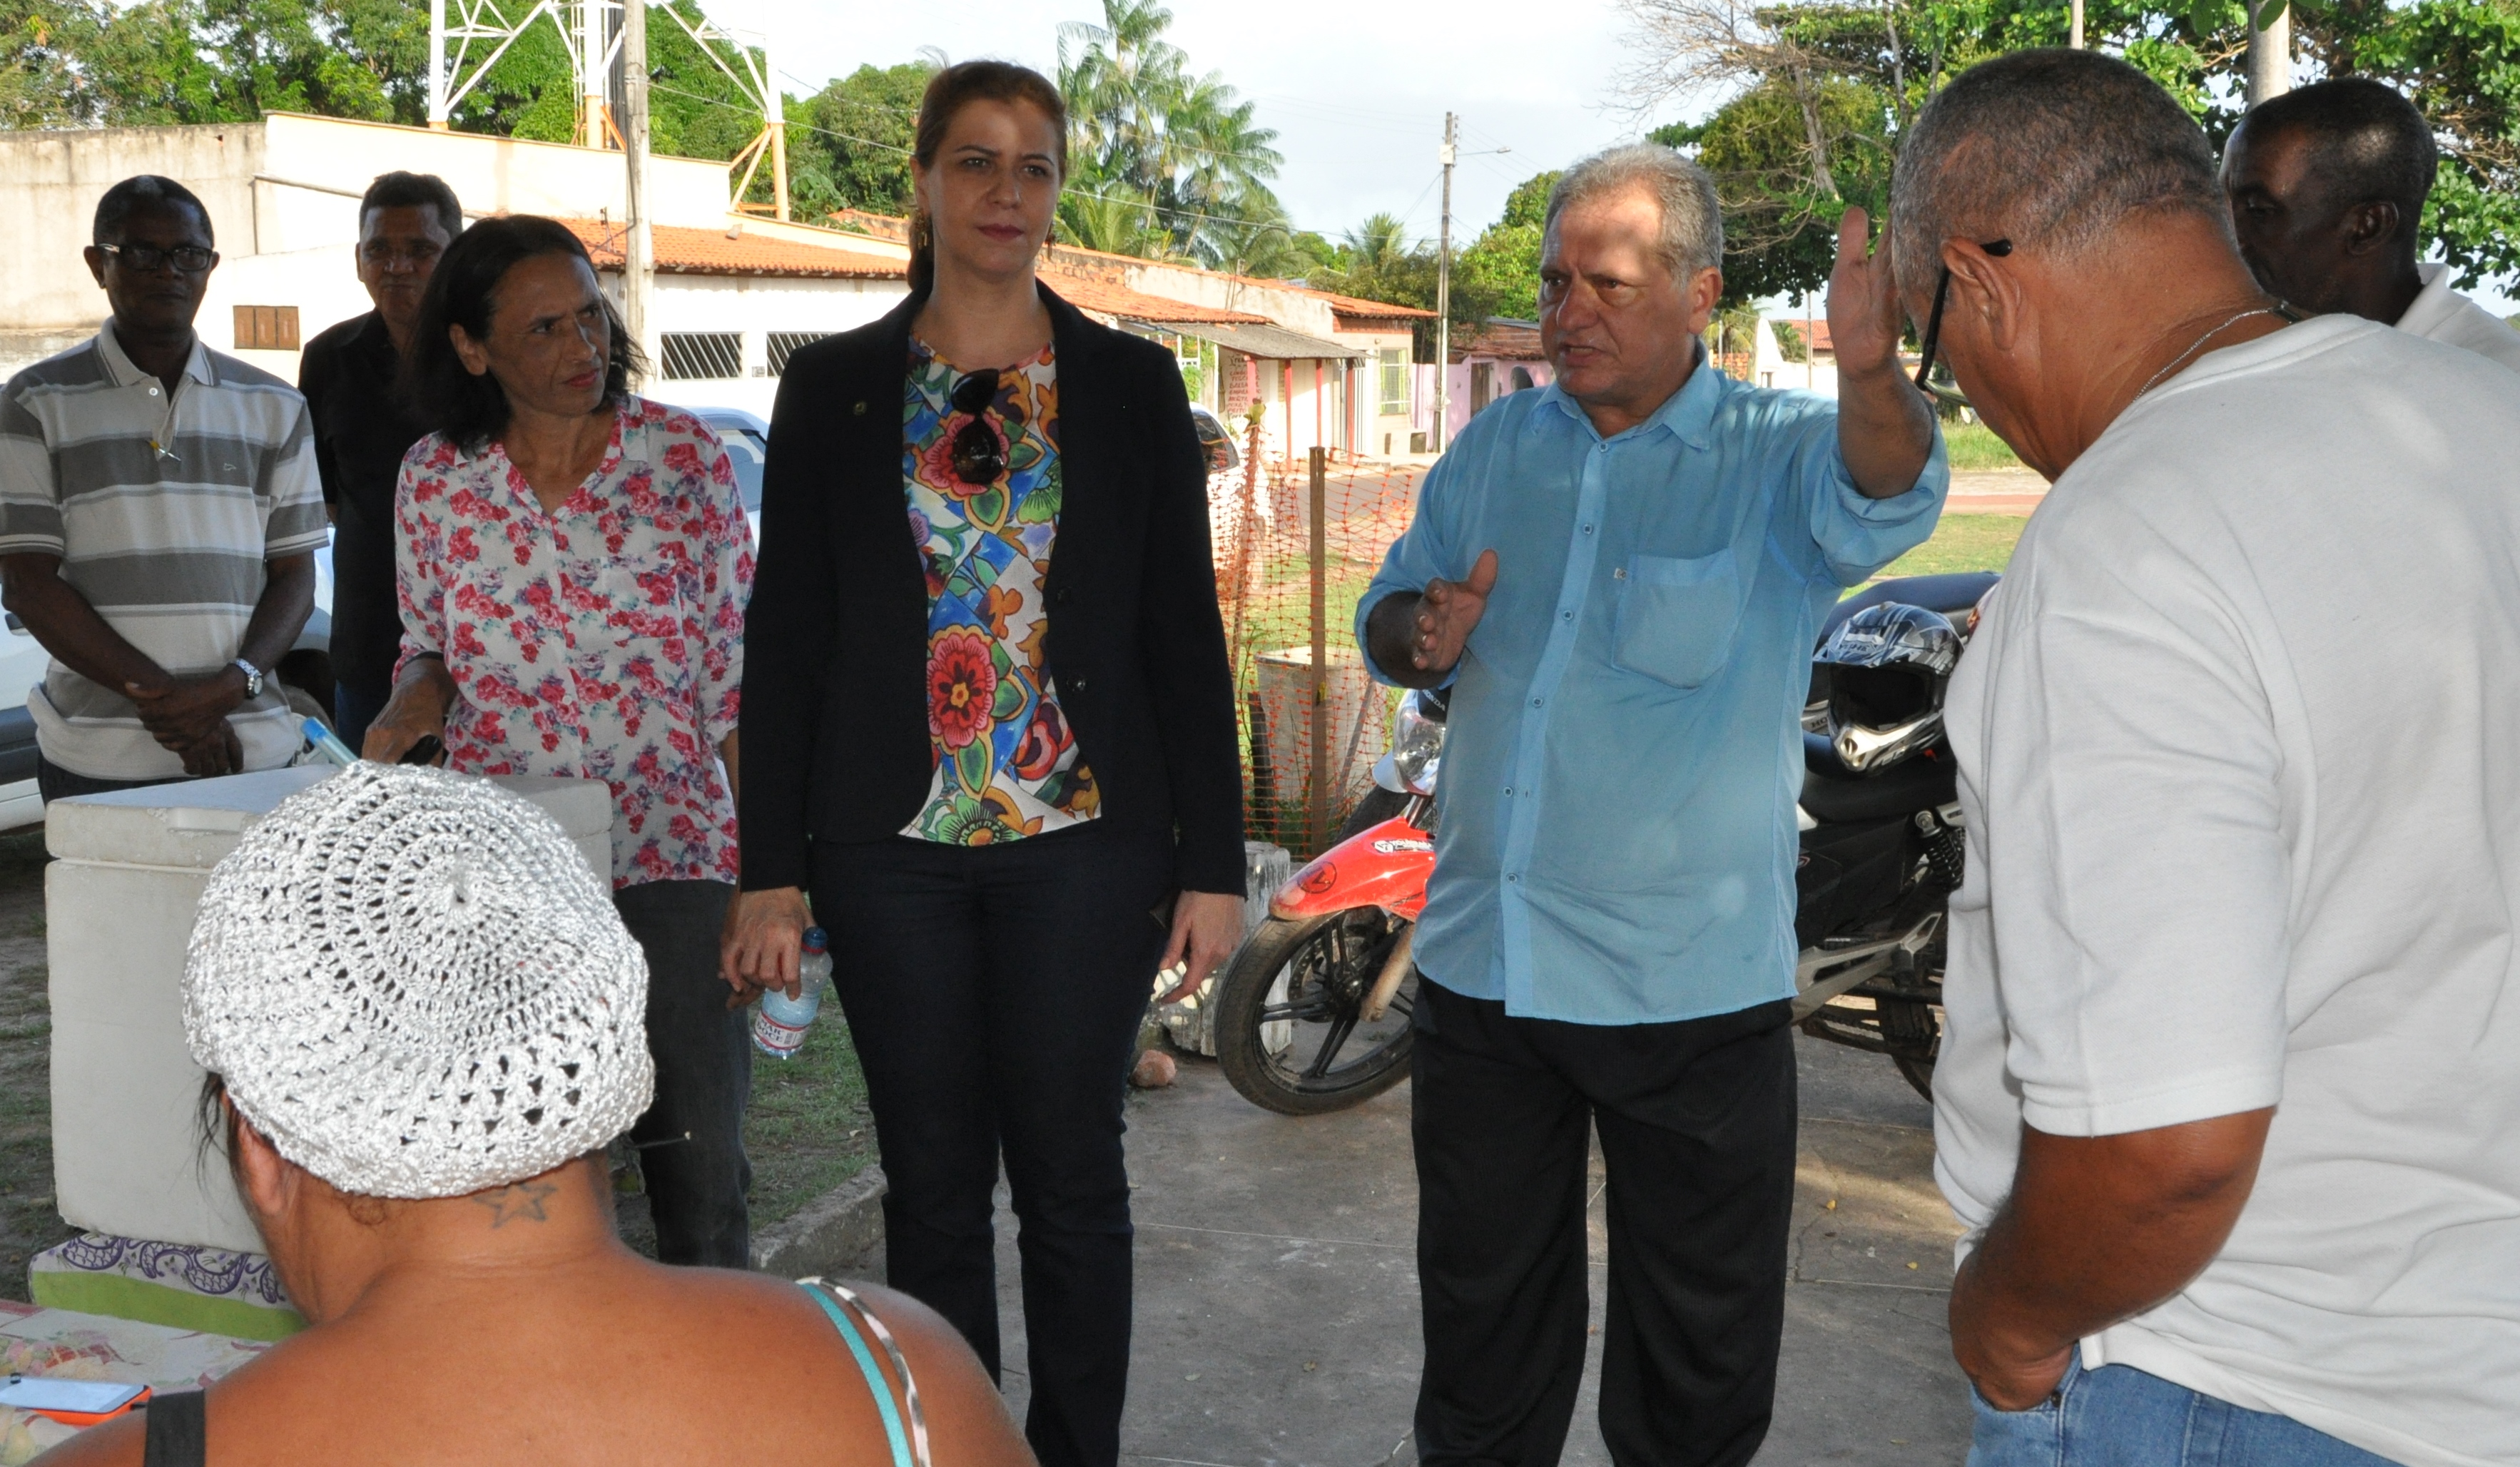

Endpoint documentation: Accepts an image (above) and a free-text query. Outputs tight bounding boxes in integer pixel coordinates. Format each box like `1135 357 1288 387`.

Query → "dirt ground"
0 827 71 1304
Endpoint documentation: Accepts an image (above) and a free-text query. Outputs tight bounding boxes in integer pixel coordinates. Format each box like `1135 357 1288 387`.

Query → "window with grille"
767 331 831 375
1378 347 1409 416
233 305 300 351
661 331 744 380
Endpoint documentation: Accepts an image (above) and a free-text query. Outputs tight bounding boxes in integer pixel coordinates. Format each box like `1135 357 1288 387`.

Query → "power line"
764 67 1291 170
646 79 1336 240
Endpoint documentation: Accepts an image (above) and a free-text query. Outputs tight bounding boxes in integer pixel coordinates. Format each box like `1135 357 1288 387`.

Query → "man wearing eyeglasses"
1903 51 2520 1467
298 171 462 751
0 175 325 799
1357 145 1944 1466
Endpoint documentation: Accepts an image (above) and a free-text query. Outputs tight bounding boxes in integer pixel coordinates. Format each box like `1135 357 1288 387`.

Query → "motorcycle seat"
1800 739 1958 825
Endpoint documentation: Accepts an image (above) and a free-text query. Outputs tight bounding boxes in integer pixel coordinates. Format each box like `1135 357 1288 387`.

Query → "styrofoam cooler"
46 766 614 1253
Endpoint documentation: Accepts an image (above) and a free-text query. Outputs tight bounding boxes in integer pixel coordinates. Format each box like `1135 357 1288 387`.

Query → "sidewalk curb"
750 1164 888 1277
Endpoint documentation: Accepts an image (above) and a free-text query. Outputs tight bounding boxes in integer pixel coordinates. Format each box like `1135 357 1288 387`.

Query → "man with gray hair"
1904 49 2520 1467
1358 143 1945 1465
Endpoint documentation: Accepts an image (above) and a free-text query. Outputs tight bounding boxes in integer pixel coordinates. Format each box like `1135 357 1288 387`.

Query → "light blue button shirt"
1358 362 1948 1025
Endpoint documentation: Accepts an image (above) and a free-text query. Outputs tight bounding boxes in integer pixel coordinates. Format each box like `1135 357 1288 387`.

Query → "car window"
1189 410 1238 474
718 429 767 512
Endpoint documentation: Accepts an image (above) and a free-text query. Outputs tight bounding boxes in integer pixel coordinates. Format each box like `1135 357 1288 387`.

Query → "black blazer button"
1072 677 1088 691
1055 587 1073 604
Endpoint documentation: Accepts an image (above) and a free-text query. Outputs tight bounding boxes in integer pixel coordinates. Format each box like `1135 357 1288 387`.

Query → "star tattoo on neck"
472 1180 559 1227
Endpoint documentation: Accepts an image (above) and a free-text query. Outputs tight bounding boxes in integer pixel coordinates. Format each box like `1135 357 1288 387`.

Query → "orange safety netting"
1206 415 1426 859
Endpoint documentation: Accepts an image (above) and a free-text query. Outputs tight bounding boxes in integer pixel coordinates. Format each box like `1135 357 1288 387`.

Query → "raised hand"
1411 549 1498 675
1826 205 1905 380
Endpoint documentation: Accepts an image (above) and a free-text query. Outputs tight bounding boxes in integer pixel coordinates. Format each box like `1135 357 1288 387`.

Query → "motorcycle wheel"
1214 908 1416 1116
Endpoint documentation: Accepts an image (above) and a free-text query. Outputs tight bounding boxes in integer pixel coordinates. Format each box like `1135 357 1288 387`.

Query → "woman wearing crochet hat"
721 61 1244 1467
361 214 756 1271
32 764 1030 1467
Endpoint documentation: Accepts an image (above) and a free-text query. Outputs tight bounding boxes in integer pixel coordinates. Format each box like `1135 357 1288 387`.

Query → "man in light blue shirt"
1359 146 1945 1466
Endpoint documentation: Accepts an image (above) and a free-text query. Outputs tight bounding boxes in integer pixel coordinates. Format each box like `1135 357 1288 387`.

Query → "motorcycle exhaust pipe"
1362 926 1414 1023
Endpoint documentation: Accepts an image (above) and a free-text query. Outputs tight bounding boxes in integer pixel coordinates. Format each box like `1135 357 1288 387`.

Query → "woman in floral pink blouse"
364 215 757 1269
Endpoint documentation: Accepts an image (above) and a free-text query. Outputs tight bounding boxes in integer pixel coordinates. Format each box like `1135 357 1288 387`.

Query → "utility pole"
622 0 654 391
2069 0 2084 49
1431 113 1456 453
2245 0 2291 106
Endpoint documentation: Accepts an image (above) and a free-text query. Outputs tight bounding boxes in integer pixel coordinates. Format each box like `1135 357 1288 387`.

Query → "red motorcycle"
1211 689 1444 1115
1211 572 1997 1115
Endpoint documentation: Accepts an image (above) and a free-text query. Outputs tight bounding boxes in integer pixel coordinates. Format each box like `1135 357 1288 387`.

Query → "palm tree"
1057 176 1174 258
1057 0 1188 198
1055 0 1285 261
1200 194 1311 278
1341 213 1411 273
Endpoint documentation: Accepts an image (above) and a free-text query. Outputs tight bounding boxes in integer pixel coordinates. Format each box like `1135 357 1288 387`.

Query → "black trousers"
1410 980 1798 1467
37 753 178 802
814 821 1174 1467
614 878 752 1269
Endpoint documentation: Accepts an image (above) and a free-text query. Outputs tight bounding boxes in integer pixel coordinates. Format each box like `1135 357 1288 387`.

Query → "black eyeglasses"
949 371 1006 486
1914 238 2013 405
98 242 215 274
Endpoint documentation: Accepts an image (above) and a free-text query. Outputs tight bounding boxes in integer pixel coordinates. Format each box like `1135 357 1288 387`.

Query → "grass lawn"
1944 420 2025 471
738 1015 877 1225
1874 510 2027 582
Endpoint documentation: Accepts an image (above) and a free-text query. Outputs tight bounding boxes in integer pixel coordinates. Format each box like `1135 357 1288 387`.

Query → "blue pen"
303 716 360 766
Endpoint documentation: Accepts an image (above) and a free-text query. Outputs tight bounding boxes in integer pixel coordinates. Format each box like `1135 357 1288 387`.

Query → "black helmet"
1815 602 1961 772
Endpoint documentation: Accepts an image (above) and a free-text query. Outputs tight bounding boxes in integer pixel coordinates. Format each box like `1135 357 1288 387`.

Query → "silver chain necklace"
2134 305 2285 399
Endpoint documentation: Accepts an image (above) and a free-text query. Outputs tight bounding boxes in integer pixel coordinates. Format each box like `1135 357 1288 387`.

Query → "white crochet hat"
184 763 654 1200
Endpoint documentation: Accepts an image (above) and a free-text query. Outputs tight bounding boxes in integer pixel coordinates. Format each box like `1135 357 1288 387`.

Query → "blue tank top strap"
797 1278 926 1467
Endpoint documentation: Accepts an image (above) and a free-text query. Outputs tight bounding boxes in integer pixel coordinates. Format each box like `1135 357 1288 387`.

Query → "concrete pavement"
847 1032 1971 1467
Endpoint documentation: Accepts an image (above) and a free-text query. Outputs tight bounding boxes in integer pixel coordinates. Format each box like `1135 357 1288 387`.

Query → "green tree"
1624 0 2520 299
783 59 932 218
1452 170 1560 322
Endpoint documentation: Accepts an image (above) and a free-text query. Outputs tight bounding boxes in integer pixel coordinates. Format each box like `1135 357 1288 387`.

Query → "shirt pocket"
593 557 692 646
1610 549 1745 691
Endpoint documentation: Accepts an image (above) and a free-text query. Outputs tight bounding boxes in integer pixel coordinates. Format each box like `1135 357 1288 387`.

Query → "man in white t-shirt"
2224 76 2520 373
1893 50 2520 1467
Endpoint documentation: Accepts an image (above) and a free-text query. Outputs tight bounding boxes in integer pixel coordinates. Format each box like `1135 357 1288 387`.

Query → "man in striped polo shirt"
0 174 325 800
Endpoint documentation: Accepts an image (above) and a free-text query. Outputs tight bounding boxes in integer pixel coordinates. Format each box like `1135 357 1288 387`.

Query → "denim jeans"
1971 1351 2403 1467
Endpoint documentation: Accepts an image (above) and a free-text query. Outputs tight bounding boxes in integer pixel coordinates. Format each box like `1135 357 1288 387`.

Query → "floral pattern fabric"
902 340 1096 844
394 395 754 888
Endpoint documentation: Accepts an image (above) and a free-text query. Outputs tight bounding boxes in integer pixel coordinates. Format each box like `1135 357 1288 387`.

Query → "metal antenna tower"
425 0 790 219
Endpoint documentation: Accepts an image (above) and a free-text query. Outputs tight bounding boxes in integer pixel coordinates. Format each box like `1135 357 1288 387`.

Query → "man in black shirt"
298 172 460 749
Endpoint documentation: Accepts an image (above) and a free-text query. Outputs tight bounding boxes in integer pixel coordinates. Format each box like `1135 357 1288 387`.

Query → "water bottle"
751 926 832 1060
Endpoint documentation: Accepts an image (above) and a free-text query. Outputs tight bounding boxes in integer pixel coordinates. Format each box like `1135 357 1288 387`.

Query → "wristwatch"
233 659 263 699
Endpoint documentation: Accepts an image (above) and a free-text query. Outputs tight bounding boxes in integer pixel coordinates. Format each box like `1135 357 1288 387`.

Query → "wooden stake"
1309 447 1330 856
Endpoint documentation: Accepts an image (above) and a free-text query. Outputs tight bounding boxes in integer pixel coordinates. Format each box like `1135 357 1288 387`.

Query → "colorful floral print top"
393 395 755 888
901 340 1097 844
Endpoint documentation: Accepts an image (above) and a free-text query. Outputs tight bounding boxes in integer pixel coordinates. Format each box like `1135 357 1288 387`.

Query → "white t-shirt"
2397 260 2520 374
1935 315 2520 1467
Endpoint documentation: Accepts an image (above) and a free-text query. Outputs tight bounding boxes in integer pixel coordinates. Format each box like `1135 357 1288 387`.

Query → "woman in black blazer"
720 61 1244 1467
